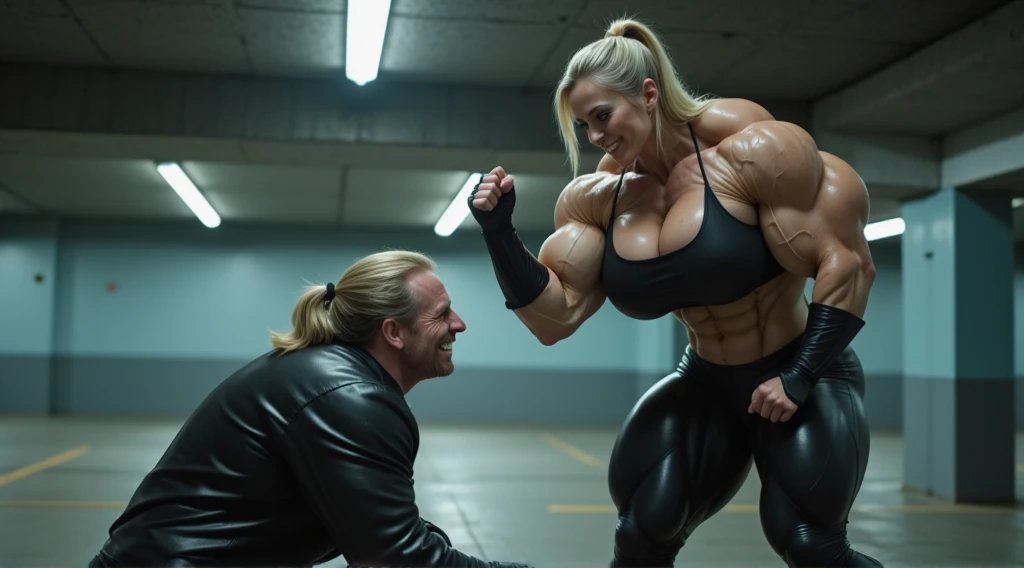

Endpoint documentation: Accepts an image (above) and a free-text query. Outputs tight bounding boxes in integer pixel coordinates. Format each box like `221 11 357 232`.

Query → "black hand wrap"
777 303 865 407
468 180 550 310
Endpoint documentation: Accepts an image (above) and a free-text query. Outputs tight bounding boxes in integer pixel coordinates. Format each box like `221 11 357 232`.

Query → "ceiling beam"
942 106 1024 190
812 129 940 193
811 0 1024 135
0 129 597 177
0 63 562 155
0 62 812 160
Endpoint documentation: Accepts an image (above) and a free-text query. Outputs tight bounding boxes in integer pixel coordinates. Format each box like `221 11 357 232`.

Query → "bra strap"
607 170 626 235
688 123 712 190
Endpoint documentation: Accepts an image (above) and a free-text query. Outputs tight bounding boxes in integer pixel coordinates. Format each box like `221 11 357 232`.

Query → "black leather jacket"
89 343 530 567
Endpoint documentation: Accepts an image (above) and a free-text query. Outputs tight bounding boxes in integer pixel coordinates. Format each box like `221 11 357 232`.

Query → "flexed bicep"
515 219 607 344
512 171 618 344
467 168 616 345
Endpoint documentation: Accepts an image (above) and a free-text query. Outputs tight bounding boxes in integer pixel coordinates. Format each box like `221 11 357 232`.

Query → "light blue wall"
2 218 653 422
0 216 1018 426
48 220 639 370
0 218 59 354
0 217 60 412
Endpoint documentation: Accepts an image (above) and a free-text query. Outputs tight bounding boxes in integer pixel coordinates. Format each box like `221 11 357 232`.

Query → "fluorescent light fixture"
434 173 482 237
155 162 221 228
345 0 392 86
864 217 904 241
862 196 1022 241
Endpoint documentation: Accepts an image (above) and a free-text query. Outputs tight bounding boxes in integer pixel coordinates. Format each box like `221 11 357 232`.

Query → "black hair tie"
324 282 335 304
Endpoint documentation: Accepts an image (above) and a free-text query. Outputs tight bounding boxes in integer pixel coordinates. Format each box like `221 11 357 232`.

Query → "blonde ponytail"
269 284 337 354
554 18 717 175
269 250 436 356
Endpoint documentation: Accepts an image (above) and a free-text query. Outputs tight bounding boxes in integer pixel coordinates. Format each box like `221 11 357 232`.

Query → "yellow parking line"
540 434 602 468
0 445 91 487
548 504 758 514
547 503 1017 514
1 499 1016 514
852 504 1010 513
0 500 126 509
549 505 615 514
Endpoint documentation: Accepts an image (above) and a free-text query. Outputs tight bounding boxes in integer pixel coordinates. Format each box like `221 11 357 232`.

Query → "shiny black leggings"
608 338 882 567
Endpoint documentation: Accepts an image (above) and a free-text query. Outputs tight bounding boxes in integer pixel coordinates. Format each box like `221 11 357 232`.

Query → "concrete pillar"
901 186 1016 503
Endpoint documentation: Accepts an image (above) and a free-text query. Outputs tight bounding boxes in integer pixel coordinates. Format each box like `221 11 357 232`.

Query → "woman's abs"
678 273 809 366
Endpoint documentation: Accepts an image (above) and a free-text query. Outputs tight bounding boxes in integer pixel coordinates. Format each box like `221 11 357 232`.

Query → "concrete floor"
0 417 1022 568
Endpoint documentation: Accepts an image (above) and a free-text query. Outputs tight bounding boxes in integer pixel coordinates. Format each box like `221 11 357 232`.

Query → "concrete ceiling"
0 0 1022 238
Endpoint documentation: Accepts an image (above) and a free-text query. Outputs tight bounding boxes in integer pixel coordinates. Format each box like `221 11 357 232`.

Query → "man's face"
399 270 466 381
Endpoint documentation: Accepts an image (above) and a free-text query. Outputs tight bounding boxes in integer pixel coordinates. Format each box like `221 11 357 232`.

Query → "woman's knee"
608 372 697 505
609 449 692 566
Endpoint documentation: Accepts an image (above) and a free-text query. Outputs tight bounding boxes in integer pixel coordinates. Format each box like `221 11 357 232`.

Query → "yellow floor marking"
540 434 602 468
548 503 1018 514
0 500 1014 514
0 500 126 509
548 505 615 514
0 445 91 487
548 504 759 514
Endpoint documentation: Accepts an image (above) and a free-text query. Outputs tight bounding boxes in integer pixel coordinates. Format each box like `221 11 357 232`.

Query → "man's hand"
748 377 797 423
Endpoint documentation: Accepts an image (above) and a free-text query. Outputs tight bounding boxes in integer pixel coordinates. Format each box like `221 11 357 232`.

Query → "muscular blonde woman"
468 18 882 568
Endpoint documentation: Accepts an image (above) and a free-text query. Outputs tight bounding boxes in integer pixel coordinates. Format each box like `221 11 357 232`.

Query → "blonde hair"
554 18 717 175
270 250 436 355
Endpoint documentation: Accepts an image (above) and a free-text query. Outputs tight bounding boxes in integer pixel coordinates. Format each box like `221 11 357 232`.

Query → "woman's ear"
642 78 658 114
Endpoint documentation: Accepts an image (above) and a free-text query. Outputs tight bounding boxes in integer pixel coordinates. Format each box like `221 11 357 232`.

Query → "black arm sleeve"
778 302 866 406
468 184 550 310
280 383 498 567
480 226 551 309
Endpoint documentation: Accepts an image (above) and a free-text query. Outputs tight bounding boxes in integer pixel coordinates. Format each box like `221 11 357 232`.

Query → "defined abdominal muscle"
677 273 808 366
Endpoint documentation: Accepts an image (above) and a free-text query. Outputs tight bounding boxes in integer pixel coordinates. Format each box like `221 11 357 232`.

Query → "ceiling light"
864 217 904 241
434 174 482 237
155 162 221 228
345 0 392 86
1013 197 1024 208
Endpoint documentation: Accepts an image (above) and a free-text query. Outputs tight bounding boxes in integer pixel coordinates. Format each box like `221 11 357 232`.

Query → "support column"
901 187 1016 503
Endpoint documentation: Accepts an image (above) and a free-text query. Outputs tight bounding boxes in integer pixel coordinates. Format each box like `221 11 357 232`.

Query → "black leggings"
608 337 882 567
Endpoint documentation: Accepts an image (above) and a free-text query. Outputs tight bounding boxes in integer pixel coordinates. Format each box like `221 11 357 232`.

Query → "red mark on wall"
106 282 118 294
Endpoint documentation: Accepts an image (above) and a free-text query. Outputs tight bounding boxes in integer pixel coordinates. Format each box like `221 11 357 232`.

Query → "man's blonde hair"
270 250 436 355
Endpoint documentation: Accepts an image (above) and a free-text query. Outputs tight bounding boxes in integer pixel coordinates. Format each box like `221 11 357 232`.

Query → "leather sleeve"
279 382 493 568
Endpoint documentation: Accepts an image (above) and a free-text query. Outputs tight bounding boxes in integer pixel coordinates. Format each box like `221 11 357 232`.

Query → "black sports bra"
601 123 787 320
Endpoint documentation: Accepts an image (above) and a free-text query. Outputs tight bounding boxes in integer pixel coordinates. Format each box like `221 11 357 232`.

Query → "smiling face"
397 270 466 382
567 77 658 168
